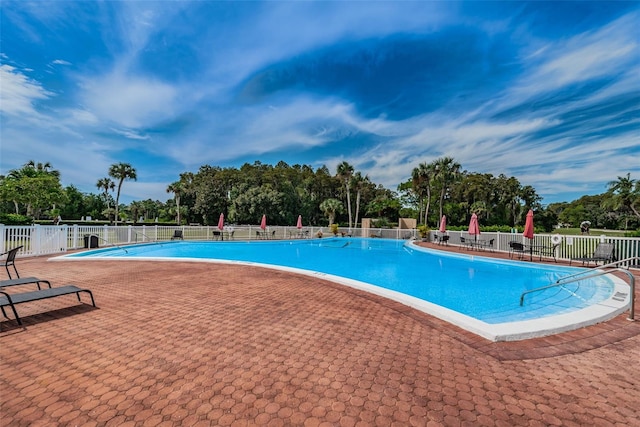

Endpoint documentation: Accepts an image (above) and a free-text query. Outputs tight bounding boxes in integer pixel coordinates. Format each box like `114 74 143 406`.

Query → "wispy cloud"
1 2 638 203
0 65 52 118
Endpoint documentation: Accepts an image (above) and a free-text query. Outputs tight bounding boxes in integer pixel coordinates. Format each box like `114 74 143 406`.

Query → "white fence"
428 230 640 267
1 224 638 266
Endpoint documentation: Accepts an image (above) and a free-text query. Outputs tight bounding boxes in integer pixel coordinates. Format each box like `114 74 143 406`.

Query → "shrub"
0 213 33 225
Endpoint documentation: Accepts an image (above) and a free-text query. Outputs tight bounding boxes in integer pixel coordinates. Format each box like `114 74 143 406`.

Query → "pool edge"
50 253 631 342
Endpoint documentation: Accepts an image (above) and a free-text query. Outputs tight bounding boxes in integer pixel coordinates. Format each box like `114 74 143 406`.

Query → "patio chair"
171 230 183 240
570 243 615 266
459 237 474 250
509 241 526 259
1 246 23 279
477 238 494 252
536 243 559 262
437 235 450 245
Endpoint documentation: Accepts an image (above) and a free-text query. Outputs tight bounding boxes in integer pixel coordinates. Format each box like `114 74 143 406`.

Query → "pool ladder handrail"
133 231 163 247
519 256 639 321
93 235 129 254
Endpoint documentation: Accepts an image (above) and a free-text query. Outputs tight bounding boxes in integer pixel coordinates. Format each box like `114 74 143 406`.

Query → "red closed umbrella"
523 209 534 260
468 213 480 242
260 214 267 230
439 215 447 233
217 213 224 231
296 215 303 229
523 210 534 239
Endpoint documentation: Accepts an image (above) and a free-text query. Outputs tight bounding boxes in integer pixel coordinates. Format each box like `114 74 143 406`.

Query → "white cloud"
79 72 178 129
111 128 150 140
0 64 52 118
508 11 639 105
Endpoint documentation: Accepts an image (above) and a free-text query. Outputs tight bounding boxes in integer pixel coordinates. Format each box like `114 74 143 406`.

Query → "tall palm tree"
336 162 354 229
166 181 184 225
433 157 461 221
411 162 434 225
96 178 115 204
352 172 370 229
108 162 137 225
496 174 522 226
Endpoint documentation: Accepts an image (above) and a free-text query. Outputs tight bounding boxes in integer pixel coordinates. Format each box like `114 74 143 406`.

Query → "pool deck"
1 244 639 426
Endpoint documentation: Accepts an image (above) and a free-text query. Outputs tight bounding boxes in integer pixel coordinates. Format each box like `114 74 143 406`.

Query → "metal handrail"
92 235 129 254
556 257 640 284
133 231 160 244
519 266 635 321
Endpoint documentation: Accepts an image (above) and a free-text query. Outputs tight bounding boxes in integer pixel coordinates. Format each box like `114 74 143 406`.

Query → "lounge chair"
171 230 184 240
570 243 615 266
1 246 23 279
509 241 526 259
0 284 96 326
1 277 52 290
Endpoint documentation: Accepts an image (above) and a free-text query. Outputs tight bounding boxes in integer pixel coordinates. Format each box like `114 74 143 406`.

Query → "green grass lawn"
553 228 629 237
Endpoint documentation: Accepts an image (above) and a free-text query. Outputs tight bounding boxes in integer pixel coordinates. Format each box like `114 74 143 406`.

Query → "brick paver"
1 249 639 426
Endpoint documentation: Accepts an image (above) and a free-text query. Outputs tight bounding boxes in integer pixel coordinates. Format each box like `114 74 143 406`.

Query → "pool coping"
52 243 631 342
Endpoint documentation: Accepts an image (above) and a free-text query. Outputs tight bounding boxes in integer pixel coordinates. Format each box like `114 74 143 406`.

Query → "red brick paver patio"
1 249 639 426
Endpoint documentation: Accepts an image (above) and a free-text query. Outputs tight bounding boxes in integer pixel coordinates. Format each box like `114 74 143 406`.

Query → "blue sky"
1 1 639 205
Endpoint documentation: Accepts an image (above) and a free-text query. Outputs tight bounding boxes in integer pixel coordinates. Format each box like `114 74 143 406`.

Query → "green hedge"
0 213 32 225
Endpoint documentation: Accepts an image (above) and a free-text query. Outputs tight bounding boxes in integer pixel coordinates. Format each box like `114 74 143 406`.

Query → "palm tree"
336 162 354 229
497 174 522 226
411 162 434 225
108 162 137 225
96 177 115 221
25 160 60 178
319 198 343 226
605 173 640 220
352 172 370 229
433 157 461 221
166 181 184 225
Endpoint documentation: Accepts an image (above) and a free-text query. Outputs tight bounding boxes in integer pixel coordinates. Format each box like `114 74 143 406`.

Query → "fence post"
32 224 41 256
72 224 78 249
0 224 5 253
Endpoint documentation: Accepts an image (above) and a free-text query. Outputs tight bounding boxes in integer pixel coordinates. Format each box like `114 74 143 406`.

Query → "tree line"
1 159 639 232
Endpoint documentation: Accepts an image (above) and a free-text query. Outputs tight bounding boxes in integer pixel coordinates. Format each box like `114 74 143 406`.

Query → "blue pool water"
65 238 615 325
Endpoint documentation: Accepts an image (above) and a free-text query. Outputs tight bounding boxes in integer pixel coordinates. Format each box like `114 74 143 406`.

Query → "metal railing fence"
429 230 640 267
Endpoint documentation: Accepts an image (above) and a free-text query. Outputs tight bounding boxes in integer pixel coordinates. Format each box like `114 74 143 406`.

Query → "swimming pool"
58 238 630 341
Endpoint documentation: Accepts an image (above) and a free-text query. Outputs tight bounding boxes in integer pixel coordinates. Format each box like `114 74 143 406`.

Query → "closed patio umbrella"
260 214 267 230
439 215 447 233
296 215 303 229
468 213 480 242
217 213 225 241
523 209 534 260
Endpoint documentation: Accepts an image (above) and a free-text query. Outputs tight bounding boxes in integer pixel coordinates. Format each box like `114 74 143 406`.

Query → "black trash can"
84 234 99 248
